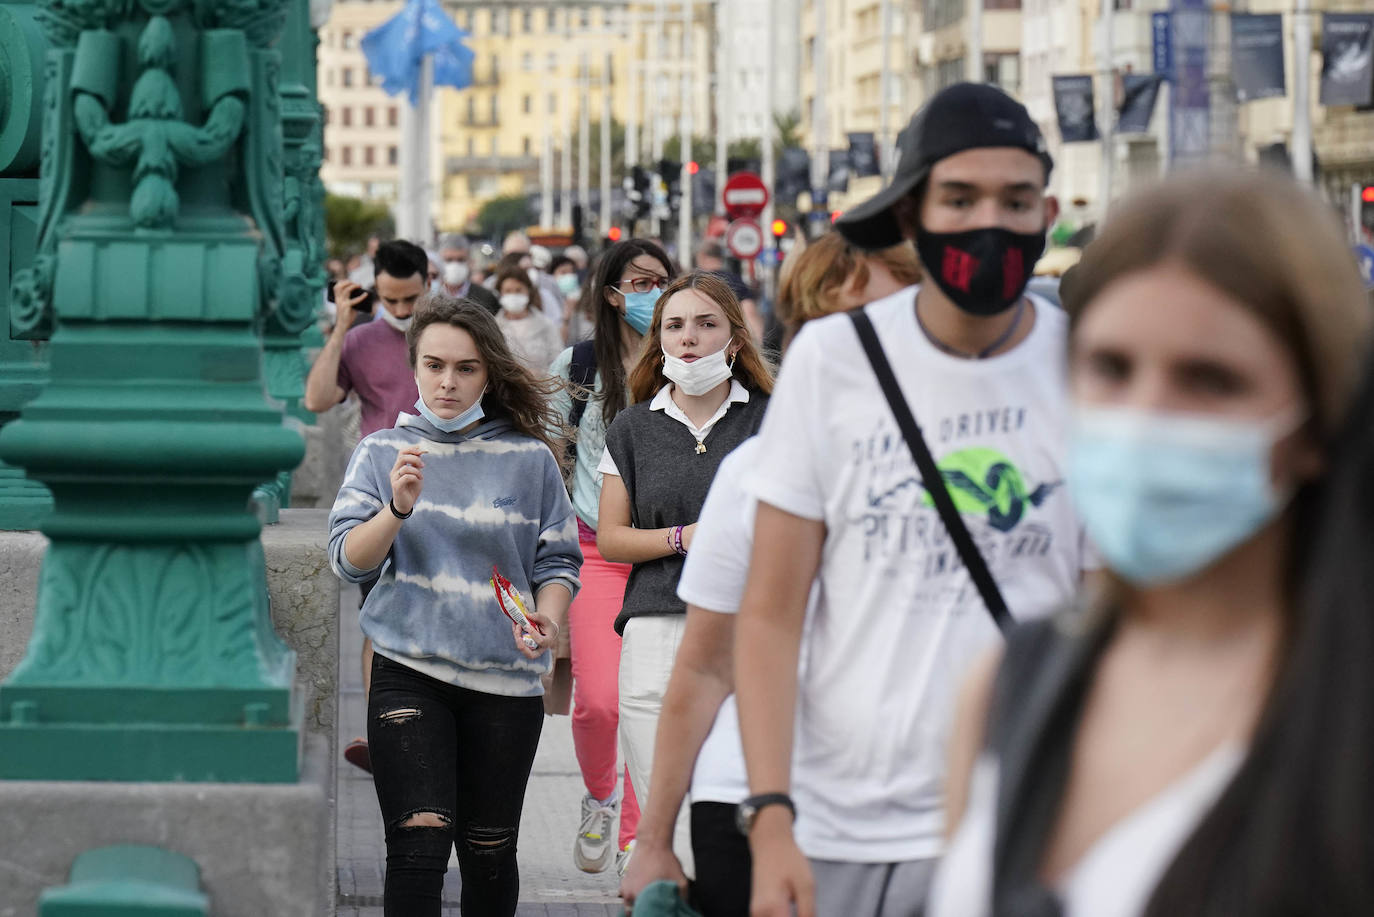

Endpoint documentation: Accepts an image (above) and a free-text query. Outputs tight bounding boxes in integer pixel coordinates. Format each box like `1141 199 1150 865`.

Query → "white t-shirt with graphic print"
748 286 1095 864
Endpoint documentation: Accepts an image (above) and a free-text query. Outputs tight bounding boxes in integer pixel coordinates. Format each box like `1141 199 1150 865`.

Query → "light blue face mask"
414 390 485 434
621 290 659 335
1067 406 1299 587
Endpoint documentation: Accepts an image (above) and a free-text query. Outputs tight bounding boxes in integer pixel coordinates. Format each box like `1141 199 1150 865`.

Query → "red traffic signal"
771 219 787 238
607 227 623 242
687 161 700 175
1363 186 1374 204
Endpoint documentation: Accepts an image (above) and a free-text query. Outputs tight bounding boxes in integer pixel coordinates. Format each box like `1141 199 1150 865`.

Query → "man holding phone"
305 239 428 437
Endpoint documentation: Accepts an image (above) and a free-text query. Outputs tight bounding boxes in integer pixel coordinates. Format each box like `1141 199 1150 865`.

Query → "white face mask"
662 340 734 396
499 293 530 314
443 261 469 286
378 307 412 333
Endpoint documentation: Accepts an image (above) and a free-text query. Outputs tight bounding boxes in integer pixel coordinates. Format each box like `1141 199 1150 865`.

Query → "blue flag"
362 0 474 104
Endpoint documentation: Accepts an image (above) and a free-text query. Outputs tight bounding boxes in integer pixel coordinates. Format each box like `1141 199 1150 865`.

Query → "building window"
466 96 476 122
546 52 556 71
490 95 499 122
924 0 966 30
983 52 1020 91
522 9 532 31
342 68 353 87
388 146 398 165
522 52 533 71
342 30 354 48
322 105 330 125
388 106 398 127
984 0 1021 8
364 106 375 126
490 54 500 81
341 146 352 166
546 7 557 29
579 7 589 27
493 9 508 35
548 92 557 114
523 94 532 114
468 137 475 156
364 146 375 165
523 136 531 155
341 107 352 127
323 146 330 161
936 57 965 90
489 136 498 155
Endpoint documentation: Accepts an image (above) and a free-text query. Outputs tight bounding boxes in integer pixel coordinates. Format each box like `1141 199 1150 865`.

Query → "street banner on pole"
1320 14 1374 107
1170 0 1211 166
1052 75 1099 143
1152 12 1174 79
776 148 811 205
847 133 881 178
1118 74 1164 134
1231 14 1286 103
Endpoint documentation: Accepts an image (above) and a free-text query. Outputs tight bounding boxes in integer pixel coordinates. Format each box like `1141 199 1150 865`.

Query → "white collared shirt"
597 379 751 478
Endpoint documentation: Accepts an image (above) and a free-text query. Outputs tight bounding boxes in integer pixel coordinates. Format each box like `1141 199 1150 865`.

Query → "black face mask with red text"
914 225 1046 317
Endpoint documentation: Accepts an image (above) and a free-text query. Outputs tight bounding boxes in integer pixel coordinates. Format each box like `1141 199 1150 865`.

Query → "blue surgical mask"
622 290 658 335
414 390 485 434
1067 406 1299 587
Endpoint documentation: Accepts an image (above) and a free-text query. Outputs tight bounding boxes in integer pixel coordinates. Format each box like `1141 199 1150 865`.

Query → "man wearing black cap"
732 84 1097 917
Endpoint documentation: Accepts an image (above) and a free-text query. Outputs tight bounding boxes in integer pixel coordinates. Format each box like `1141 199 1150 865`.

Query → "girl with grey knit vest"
596 271 775 875
328 298 583 916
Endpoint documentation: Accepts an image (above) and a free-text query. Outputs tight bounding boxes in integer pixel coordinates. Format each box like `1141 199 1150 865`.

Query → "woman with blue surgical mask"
547 239 677 875
596 271 775 878
928 171 1374 917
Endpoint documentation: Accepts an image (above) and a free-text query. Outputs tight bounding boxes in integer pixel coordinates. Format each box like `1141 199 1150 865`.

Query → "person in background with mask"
438 233 500 316
328 297 582 916
598 272 774 879
551 254 590 343
530 244 570 322
929 171 1374 917
619 233 922 916
734 83 1096 917
547 239 678 876
305 239 431 774
493 265 564 373
564 244 590 276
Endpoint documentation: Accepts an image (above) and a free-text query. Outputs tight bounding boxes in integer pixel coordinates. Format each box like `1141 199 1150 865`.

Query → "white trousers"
619 614 695 874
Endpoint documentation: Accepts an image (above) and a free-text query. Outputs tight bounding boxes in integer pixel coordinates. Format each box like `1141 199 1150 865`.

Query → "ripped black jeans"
368 653 544 917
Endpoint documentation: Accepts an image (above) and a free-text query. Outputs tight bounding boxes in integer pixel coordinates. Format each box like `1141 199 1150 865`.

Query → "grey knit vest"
603 389 769 634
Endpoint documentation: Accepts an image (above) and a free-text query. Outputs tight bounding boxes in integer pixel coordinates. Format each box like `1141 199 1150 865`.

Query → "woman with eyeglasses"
548 239 678 875
596 271 775 877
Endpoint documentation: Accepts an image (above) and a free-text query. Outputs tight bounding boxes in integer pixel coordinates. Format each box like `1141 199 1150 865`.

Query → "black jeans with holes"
368 653 544 917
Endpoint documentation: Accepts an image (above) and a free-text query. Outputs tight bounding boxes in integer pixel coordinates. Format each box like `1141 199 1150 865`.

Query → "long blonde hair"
627 271 774 403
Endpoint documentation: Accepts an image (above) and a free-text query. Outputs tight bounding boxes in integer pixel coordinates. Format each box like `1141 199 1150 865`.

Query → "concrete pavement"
335 589 624 916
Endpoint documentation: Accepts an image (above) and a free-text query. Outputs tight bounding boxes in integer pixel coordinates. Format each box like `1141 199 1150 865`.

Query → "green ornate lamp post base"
0 537 305 782
0 456 52 530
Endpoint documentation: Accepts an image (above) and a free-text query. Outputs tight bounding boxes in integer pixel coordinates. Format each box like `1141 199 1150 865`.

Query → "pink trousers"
569 535 640 848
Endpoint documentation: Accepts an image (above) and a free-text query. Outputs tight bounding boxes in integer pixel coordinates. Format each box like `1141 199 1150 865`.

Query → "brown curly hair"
407 294 569 469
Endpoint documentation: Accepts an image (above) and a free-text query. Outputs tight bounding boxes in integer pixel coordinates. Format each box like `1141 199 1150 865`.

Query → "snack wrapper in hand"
491 566 541 651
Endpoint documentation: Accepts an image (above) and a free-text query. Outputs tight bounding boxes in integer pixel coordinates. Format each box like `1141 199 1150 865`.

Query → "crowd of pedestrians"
321 81 1374 917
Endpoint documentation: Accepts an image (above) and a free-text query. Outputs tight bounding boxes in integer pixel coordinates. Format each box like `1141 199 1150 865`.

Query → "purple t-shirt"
337 319 418 437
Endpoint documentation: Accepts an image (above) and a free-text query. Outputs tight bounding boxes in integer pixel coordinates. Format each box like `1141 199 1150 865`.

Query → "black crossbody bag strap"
848 309 1012 633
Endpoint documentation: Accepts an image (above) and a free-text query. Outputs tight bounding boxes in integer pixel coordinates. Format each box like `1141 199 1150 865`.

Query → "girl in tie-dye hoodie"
328 296 582 916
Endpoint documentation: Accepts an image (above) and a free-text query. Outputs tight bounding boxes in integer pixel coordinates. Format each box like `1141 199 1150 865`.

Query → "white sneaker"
573 793 619 874
615 838 636 877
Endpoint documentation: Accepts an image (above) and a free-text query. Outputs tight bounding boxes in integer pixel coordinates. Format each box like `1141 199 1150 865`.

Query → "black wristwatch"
735 793 796 835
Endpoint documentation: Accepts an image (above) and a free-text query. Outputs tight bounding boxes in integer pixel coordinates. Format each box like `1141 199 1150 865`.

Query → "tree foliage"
475 194 534 240
324 194 393 258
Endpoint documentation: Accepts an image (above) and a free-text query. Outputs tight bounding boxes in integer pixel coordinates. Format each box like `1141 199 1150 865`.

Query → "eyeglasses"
610 276 667 295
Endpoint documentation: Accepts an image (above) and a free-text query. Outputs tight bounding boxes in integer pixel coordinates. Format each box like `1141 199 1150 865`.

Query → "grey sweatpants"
810 857 938 917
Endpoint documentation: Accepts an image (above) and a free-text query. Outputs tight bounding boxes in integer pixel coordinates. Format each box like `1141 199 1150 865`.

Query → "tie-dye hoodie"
328 410 583 697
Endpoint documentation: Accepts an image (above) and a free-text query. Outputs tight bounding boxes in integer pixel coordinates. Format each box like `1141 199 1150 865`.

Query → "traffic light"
771 219 788 242
607 226 623 242
1363 185 1374 233
659 159 682 214
687 161 699 175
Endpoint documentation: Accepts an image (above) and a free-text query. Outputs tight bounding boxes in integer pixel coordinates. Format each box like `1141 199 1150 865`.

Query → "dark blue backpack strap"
565 340 598 470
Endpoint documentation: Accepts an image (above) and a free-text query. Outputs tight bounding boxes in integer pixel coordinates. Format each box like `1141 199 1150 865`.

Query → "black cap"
834 83 1054 250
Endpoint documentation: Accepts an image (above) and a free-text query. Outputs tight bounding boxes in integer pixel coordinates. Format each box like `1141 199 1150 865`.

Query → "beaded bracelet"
671 525 688 557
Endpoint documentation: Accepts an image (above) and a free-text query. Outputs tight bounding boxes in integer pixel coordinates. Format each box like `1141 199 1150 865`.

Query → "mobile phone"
326 280 378 311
